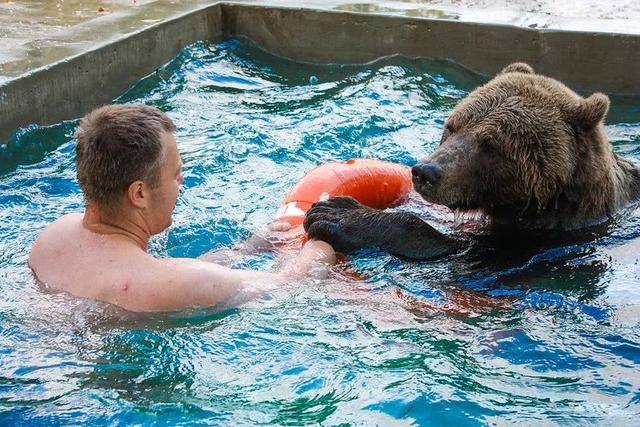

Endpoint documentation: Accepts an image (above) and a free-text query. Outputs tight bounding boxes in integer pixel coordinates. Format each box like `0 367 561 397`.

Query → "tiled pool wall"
1 2 640 143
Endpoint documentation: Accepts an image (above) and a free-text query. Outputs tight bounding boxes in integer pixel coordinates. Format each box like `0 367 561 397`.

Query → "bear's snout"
412 162 442 187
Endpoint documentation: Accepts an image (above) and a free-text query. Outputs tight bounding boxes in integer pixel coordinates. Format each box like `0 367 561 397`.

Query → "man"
29 104 335 312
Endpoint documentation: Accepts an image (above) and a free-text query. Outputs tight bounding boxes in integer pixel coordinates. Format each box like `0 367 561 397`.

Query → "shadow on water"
0 121 77 177
458 227 611 303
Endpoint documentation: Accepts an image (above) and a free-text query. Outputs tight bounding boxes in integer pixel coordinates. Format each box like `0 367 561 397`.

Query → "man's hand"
303 196 381 253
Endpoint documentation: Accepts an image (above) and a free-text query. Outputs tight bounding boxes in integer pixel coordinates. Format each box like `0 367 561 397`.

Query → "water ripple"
0 38 639 425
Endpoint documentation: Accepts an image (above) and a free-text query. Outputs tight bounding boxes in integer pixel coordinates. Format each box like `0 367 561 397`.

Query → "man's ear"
127 180 148 209
500 62 535 75
569 93 610 131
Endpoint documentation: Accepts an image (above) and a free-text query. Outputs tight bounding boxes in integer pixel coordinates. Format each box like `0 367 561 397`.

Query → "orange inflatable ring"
275 158 413 228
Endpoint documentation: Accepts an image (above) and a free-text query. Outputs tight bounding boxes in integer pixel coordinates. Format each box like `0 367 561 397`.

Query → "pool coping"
1 2 639 144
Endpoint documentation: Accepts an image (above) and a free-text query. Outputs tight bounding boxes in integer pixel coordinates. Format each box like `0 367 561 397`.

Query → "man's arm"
124 240 335 312
303 196 459 260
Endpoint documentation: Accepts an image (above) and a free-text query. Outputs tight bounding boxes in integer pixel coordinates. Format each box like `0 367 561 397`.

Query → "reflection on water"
0 39 639 424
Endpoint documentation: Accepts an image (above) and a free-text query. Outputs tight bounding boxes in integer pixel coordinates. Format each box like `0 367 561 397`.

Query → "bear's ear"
570 93 610 130
500 63 534 75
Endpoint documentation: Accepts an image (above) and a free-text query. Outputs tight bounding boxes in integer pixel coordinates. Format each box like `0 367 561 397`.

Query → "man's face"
148 132 183 234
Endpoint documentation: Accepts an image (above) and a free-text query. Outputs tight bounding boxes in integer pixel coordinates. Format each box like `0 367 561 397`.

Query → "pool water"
1 38 639 425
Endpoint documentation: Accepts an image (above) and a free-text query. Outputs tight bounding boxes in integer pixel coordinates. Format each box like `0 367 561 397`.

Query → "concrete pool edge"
1 2 640 143
0 3 223 144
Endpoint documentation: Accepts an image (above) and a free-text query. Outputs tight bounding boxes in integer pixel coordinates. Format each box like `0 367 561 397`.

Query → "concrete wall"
1 2 639 143
223 5 640 96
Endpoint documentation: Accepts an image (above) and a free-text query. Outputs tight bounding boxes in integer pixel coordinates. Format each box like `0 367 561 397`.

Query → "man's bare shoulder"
28 214 258 311
29 213 150 296
41 212 84 234
29 213 84 266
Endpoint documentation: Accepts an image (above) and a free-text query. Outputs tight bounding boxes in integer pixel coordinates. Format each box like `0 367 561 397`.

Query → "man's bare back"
30 212 334 312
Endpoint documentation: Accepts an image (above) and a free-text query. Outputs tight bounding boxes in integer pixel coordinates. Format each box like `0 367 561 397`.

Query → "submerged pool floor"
1 39 639 424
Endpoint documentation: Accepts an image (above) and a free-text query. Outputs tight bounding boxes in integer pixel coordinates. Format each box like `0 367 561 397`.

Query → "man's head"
75 104 183 232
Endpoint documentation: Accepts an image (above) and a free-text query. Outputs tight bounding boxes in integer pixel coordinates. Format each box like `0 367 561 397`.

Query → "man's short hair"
75 104 176 209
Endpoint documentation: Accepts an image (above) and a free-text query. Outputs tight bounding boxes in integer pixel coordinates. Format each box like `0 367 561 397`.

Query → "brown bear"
303 63 640 259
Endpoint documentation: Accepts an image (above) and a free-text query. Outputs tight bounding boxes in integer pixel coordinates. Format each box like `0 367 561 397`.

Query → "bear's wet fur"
304 63 640 259
413 62 640 230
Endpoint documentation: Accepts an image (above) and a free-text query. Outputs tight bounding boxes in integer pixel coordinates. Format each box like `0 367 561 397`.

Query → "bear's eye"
480 139 500 156
440 124 454 144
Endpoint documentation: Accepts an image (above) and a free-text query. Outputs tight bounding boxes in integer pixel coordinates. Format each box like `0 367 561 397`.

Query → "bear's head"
412 62 612 227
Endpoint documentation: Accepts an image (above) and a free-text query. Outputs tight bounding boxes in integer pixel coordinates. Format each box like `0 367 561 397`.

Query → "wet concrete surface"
0 0 216 82
1 0 639 83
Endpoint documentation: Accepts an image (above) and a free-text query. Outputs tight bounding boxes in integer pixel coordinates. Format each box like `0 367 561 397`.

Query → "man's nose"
411 162 442 186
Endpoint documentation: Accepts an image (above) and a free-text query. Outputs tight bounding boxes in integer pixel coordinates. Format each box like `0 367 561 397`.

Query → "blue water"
1 38 639 425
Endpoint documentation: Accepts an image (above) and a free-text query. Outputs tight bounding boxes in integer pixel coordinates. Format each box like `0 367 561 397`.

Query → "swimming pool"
1 38 639 425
